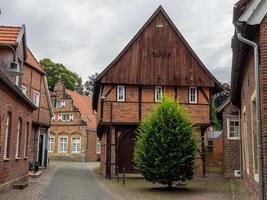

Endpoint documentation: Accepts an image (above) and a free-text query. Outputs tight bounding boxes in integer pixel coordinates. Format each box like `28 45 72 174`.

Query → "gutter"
235 23 264 200
44 76 54 117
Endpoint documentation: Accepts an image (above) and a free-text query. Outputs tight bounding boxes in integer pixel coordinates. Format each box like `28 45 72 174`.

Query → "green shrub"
134 97 197 188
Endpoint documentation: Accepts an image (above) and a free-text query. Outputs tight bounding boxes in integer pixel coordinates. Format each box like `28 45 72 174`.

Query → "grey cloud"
1 0 236 82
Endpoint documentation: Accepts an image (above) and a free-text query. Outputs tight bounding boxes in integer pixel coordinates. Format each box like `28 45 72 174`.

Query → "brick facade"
94 7 221 178
49 82 99 161
22 49 52 167
220 102 241 178
0 74 35 192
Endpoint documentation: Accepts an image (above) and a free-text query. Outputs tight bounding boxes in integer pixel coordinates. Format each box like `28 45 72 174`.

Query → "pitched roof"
0 26 21 45
238 0 267 25
0 71 37 110
25 48 46 74
216 98 231 113
231 0 266 104
96 6 221 90
66 89 96 130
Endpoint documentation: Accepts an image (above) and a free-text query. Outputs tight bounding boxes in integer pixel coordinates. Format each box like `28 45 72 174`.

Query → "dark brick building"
93 6 221 178
217 99 241 178
22 48 53 167
49 82 99 161
0 25 52 191
0 72 37 192
231 0 267 198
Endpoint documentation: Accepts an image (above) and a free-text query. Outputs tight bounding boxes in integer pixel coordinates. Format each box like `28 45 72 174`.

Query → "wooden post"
201 127 206 177
108 102 113 179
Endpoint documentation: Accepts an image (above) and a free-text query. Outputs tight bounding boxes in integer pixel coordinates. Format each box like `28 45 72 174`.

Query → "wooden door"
118 129 136 173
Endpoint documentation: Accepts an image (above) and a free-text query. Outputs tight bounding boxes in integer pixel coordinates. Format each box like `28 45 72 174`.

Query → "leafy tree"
134 97 197 188
214 82 231 107
84 73 99 96
211 97 221 131
40 58 82 92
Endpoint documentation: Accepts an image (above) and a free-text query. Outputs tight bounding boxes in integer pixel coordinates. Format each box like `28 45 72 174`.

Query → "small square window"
117 85 125 101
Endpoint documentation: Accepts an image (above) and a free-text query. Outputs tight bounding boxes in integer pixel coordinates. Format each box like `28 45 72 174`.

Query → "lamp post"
101 94 112 179
0 44 21 84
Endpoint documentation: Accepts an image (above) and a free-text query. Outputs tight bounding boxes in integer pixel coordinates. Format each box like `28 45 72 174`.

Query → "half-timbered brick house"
49 82 99 161
92 6 221 178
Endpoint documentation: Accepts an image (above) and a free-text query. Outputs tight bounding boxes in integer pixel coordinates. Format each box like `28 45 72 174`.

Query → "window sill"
71 152 80 154
15 157 21 160
228 138 240 140
24 157 28 160
3 158 10 161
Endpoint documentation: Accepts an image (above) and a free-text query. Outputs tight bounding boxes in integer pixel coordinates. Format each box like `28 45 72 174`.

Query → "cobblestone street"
0 161 118 200
0 161 240 200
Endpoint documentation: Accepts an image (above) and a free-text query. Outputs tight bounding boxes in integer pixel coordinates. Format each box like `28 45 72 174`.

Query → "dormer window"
21 85 27 95
33 91 40 107
189 87 197 104
117 85 125 102
155 86 163 102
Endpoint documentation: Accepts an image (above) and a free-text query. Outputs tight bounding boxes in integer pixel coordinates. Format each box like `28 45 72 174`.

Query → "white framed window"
4 113 11 159
21 85 27 95
33 91 40 107
117 85 125 101
51 115 56 121
59 136 68 152
54 100 65 108
243 107 249 175
96 137 101 154
24 122 29 158
15 118 22 158
48 136 55 152
251 92 258 181
59 113 73 121
155 86 163 102
189 87 197 104
227 119 240 140
15 76 19 86
72 136 80 153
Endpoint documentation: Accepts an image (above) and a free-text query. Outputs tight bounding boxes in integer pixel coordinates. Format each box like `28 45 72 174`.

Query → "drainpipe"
235 23 264 200
238 109 243 179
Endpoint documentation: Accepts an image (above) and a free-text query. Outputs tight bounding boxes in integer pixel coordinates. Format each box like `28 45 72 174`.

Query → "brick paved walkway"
0 161 118 200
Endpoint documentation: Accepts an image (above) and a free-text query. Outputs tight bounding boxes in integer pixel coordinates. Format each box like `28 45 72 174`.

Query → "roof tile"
0 26 21 45
66 89 96 130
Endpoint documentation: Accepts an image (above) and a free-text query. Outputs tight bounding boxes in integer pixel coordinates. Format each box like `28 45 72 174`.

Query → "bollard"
123 167 126 185
117 166 119 183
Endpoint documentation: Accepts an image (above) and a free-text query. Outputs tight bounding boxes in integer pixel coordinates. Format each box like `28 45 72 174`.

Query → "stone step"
28 170 42 178
13 181 28 189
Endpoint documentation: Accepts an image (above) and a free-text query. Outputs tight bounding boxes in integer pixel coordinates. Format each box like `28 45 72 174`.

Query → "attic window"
156 24 164 28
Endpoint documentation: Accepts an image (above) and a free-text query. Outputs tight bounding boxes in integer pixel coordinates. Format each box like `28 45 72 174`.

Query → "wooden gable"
98 6 221 90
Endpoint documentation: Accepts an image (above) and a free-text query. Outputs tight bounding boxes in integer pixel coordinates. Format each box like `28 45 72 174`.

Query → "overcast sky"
1 0 236 83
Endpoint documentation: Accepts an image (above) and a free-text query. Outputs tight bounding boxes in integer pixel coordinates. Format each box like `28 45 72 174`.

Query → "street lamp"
0 44 21 84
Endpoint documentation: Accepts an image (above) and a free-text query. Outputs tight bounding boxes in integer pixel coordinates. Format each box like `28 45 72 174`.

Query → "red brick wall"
222 103 240 178
0 82 33 187
260 16 267 199
237 27 259 199
22 65 51 126
99 85 210 125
